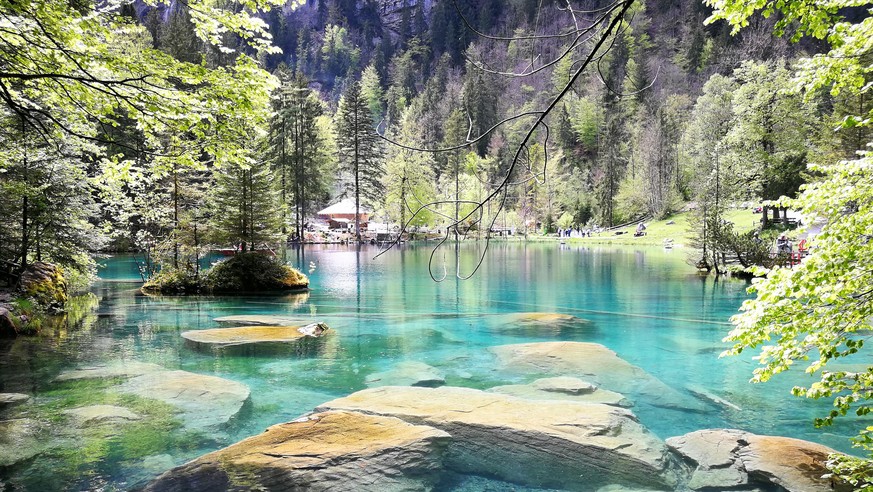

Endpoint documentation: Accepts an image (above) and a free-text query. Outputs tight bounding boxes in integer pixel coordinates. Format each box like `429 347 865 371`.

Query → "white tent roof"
317 198 370 216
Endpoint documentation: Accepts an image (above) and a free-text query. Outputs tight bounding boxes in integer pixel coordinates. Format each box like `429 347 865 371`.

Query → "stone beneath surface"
0 419 46 467
504 312 581 324
119 370 250 429
488 377 631 407
182 324 330 350
366 361 446 388
317 386 682 491
491 342 707 411
55 361 166 381
143 410 450 492
495 312 593 337
667 429 849 491
213 315 308 326
0 392 30 408
63 405 142 426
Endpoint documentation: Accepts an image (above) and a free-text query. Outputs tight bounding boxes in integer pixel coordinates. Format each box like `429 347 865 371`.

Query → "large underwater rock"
63 405 142 427
488 376 631 407
365 361 446 388
316 386 683 491
143 410 450 492
55 361 166 381
181 323 330 352
491 342 707 411
213 314 310 326
494 312 593 337
666 429 850 491
0 418 48 467
119 370 250 429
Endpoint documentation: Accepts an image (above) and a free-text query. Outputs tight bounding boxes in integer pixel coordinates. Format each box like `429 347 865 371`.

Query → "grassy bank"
528 209 759 247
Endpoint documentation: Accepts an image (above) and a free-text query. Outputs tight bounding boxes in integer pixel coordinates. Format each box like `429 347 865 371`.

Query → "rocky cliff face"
378 0 433 32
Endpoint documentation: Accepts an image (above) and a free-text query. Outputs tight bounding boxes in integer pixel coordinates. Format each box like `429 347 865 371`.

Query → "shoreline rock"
666 428 851 491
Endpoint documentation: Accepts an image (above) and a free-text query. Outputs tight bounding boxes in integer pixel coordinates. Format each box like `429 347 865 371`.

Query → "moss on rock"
19 262 67 311
141 270 207 295
141 253 308 295
206 253 308 293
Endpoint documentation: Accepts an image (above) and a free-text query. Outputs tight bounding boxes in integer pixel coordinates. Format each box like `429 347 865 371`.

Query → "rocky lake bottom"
0 244 863 490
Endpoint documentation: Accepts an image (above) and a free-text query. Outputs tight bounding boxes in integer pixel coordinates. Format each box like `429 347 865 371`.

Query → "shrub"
141 270 206 295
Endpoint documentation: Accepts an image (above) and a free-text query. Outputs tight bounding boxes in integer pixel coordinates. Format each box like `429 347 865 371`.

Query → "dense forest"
2 0 869 286
4 0 873 485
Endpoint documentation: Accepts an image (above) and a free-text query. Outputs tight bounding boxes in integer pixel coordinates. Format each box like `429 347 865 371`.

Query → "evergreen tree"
209 138 282 252
159 6 201 64
336 81 384 241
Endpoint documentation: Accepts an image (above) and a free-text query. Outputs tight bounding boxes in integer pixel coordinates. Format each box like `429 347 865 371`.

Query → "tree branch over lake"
377 0 637 281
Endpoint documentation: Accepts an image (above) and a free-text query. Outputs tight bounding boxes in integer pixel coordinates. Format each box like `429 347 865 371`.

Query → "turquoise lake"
0 242 862 491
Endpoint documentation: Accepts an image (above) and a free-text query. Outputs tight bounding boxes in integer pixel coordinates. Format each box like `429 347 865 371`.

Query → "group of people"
557 227 601 238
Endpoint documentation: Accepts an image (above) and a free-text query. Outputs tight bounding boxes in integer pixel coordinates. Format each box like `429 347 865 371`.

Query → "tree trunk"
173 166 179 269
762 205 769 228
354 102 362 243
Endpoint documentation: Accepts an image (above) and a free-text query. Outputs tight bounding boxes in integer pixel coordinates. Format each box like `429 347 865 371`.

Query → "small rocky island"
141 253 309 295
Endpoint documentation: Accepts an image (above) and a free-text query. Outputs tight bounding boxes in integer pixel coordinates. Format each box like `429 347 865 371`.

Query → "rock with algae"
142 410 450 492
119 370 250 429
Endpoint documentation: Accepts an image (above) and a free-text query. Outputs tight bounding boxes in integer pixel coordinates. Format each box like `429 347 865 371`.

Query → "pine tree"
209 155 281 253
271 71 332 242
336 81 384 242
159 5 201 64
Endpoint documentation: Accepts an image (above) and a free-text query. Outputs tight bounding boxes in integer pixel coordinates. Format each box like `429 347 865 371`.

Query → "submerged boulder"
317 386 683 491
212 314 308 326
666 429 850 491
491 342 707 411
0 418 47 467
495 312 593 337
488 376 631 407
182 323 331 353
365 361 446 388
143 410 451 492
119 370 250 429
505 312 581 324
55 361 165 382
63 405 142 426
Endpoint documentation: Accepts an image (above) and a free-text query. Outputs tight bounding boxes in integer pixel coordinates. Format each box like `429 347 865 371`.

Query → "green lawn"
545 208 760 247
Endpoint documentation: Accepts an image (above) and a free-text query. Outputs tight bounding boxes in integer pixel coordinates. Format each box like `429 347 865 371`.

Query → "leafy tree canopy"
708 0 873 486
